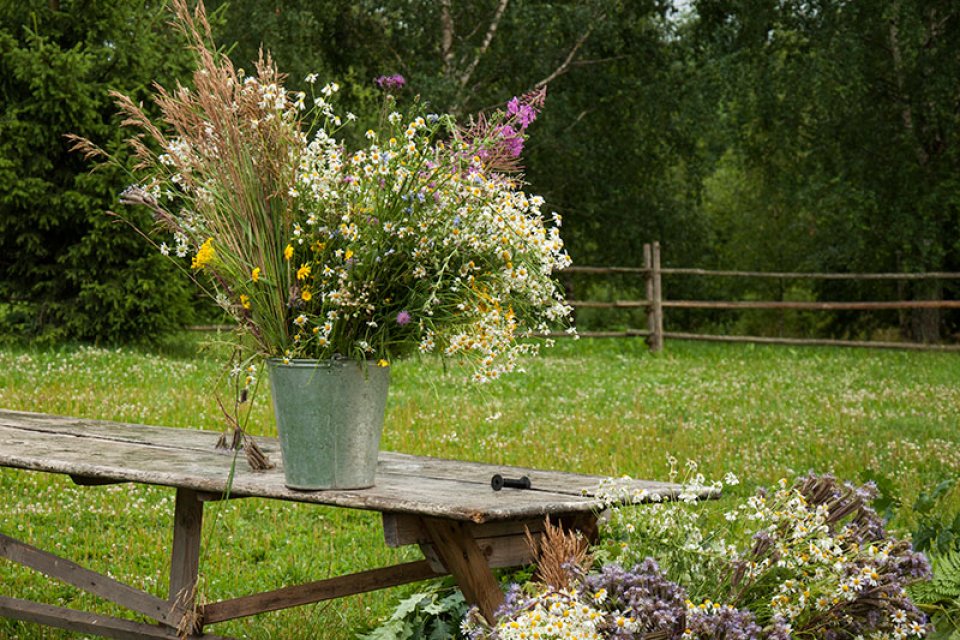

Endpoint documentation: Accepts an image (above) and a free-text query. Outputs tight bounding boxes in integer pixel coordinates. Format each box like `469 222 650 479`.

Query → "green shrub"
0 1 197 343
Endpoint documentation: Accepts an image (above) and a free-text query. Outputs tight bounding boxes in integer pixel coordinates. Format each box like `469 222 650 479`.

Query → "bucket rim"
266 357 389 370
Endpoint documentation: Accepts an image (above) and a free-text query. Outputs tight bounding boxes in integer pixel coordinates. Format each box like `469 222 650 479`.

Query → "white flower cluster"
277 84 573 378
726 483 921 637
595 462 738 581
495 589 611 640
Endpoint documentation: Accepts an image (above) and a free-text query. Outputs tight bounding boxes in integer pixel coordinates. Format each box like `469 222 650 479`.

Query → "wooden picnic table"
0 408 708 639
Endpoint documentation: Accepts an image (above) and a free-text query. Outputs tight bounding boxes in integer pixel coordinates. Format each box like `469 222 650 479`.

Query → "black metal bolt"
491 474 531 491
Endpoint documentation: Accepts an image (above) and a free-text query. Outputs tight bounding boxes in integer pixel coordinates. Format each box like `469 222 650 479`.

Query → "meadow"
0 335 958 639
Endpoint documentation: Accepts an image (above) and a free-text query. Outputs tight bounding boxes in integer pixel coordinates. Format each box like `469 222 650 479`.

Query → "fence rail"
564 265 960 280
569 300 960 311
564 242 960 352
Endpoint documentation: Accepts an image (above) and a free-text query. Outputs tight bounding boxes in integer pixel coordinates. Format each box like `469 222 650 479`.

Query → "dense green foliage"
0 1 202 342
695 0 960 340
2 0 959 341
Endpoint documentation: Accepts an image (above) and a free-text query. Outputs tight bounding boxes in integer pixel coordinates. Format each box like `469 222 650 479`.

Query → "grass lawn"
0 335 958 638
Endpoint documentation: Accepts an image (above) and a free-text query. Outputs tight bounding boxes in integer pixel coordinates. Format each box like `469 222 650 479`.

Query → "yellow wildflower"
377 359 389 368
251 267 261 282
284 244 294 261
344 249 354 260
296 263 311 280
191 237 215 270
239 294 251 309
301 289 312 302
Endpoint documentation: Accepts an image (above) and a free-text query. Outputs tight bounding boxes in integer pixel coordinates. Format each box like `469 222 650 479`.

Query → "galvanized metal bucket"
267 359 390 490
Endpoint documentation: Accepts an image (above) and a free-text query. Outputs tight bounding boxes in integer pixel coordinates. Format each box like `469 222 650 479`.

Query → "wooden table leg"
170 488 204 632
420 517 504 623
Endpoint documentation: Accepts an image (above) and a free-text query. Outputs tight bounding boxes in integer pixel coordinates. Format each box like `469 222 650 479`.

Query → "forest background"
2 0 959 345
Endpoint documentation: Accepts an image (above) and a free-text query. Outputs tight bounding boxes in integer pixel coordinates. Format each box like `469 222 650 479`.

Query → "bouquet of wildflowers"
465 472 931 640
73 0 573 384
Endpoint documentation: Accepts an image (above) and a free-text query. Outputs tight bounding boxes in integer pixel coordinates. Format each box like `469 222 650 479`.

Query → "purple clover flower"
375 74 406 91
396 310 411 326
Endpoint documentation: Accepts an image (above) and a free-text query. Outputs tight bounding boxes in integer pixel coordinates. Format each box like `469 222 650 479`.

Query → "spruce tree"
0 0 197 342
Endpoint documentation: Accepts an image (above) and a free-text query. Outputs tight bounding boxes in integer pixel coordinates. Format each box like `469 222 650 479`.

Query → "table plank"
0 596 232 640
0 409 705 523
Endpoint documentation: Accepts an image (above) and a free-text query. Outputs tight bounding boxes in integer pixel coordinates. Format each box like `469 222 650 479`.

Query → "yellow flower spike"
251 266 261 282
191 237 215 270
284 244 294 260
239 294 251 309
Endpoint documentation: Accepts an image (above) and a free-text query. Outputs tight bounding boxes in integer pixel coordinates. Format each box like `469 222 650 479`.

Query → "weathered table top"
0 409 700 523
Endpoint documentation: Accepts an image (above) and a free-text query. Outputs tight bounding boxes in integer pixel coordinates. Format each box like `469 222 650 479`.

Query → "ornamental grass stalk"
116 0 301 355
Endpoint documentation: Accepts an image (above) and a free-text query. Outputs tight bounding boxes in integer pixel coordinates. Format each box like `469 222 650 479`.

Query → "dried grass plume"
525 517 592 590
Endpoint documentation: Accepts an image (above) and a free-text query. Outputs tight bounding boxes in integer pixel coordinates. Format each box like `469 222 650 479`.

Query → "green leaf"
915 480 957 515
390 592 431 620
428 619 453 640
861 470 899 522
421 599 446 615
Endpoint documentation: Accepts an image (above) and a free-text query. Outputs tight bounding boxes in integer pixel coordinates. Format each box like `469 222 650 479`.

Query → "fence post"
644 243 664 352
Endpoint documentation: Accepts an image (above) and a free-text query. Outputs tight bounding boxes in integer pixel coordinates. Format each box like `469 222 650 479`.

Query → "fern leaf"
913 549 960 605
934 550 960 595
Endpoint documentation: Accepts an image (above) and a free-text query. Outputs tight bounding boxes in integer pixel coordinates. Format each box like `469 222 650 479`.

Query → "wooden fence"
563 242 960 353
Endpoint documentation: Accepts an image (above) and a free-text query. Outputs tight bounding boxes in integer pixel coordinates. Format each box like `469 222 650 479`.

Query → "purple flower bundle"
456 87 546 174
